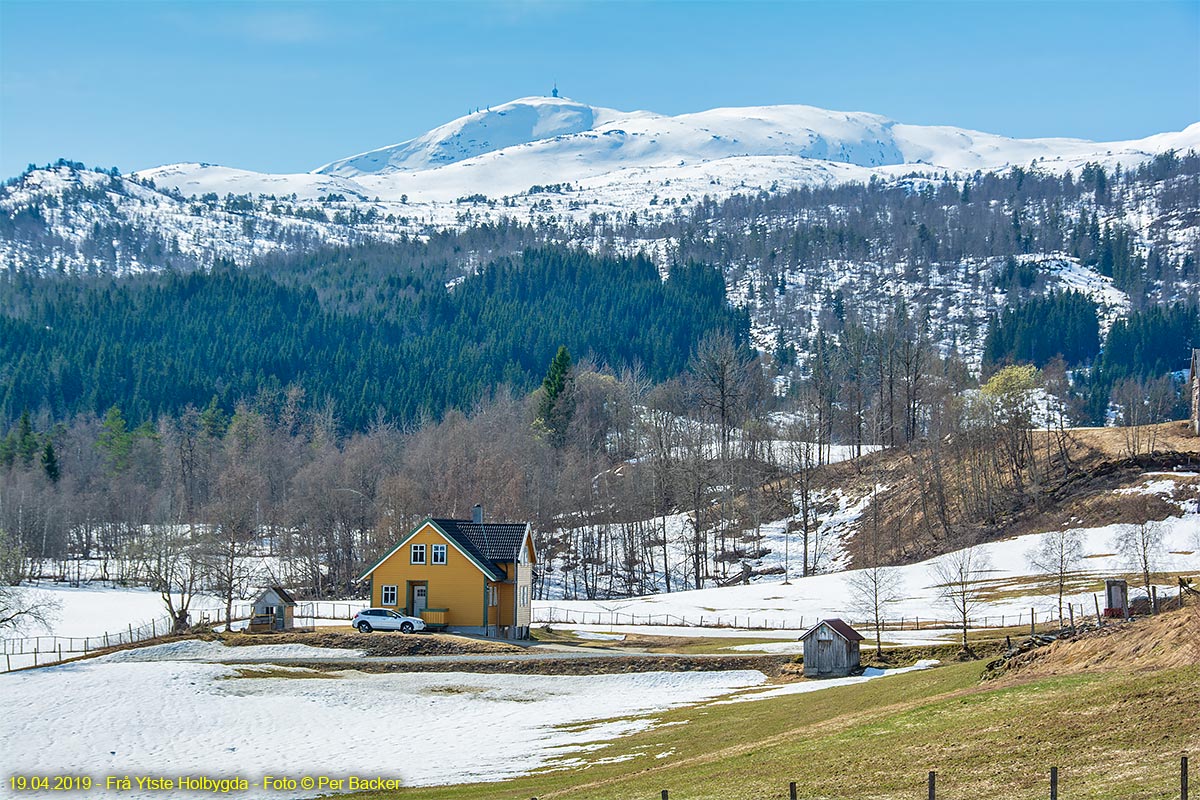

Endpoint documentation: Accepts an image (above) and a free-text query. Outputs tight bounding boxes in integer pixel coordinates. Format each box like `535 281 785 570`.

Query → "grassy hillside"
344 609 1199 800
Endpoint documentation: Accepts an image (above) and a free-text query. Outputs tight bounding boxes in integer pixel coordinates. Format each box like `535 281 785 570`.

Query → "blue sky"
1 1 1198 177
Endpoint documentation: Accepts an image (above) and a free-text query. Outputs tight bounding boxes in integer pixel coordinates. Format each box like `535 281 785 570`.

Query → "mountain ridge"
132 96 1200 204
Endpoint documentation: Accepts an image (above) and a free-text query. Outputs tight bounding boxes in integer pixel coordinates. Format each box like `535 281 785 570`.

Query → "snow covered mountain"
136 95 1200 205
2 95 1197 373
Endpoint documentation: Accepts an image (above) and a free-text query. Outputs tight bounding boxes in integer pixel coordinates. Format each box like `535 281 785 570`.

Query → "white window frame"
519 586 529 607
410 543 426 564
431 544 447 565
381 585 398 606
488 585 498 607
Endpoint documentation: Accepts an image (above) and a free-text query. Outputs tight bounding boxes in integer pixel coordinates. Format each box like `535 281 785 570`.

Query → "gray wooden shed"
800 618 864 678
248 586 298 632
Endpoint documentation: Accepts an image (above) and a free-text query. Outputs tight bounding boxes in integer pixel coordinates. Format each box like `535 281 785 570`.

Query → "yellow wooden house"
358 505 536 639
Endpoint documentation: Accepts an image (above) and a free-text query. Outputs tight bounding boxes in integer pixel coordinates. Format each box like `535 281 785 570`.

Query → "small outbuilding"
1104 578 1130 619
800 618 864 678
248 586 298 632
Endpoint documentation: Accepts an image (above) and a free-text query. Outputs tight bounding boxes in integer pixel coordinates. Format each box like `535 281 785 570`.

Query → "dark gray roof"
257 586 297 606
430 518 529 578
800 618 864 642
271 586 298 605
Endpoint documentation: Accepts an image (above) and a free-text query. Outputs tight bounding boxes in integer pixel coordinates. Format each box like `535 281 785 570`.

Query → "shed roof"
800 618 864 642
255 586 297 606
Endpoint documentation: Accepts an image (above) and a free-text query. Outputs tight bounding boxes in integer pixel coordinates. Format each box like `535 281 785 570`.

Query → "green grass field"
338 659 1198 800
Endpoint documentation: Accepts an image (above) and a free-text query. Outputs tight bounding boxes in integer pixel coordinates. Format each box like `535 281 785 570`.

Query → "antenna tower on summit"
551 83 559 98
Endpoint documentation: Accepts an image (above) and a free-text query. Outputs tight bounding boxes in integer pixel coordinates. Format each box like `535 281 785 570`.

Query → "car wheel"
357 621 373 633
400 622 414 634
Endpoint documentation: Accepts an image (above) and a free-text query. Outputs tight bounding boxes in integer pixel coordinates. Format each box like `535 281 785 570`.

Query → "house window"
381 585 398 606
432 544 447 565
410 544 426 564
488 585 498 607
519 586 529 607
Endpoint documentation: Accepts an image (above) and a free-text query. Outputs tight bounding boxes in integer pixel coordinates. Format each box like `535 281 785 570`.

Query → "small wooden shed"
248 586 298 632
800 618 864 678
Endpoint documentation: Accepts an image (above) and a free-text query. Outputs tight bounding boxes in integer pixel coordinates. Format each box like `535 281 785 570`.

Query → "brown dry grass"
217 629 526 657
1000 605 1200 680
823 421 1200 568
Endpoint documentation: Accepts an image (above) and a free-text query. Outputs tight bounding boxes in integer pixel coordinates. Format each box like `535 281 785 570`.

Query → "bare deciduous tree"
1114 517 1166 610
931 544 991 653
847 564 903 657
133 524 206 632
1027 528 1083 627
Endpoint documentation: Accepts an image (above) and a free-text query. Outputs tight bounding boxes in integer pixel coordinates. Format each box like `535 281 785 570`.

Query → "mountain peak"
314 95 634 177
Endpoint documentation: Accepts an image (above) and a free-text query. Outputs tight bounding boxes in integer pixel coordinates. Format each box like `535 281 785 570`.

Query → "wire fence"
531 603 1095 633
0 600 367 673
657 758 1190 800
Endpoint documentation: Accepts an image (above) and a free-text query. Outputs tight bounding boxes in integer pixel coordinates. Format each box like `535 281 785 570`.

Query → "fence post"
1094 594 1103 627
661 791 668 800
128 624 134 643
5 653 9 672
1068 604 1075 633
1050 766 1058 800
789 780 797 800
1030 607 1036 636
1183 755 1189 800
928 770 936 800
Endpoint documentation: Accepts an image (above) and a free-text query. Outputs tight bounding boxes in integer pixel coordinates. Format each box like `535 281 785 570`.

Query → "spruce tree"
41 441 60 484
15 411 38 468
538 345 574 446
97 406 133 473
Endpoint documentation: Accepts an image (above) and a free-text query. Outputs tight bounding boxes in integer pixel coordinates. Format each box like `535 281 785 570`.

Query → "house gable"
358 519 503 582
520 526 537 566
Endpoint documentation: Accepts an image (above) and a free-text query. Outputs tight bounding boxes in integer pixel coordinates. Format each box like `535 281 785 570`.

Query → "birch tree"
1115 518 1166 610
847 564 903 657
1027 528 1083 627
931 545 991 652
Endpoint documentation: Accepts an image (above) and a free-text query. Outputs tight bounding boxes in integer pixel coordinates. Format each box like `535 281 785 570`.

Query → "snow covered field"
15 584 221 638
0 636 953 797
1 651 766 798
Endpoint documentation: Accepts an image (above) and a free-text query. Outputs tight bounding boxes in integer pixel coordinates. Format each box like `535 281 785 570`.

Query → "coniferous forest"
0 248 744 428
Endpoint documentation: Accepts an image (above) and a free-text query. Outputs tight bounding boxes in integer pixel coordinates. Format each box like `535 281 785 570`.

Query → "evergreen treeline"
1097 303 1200 382
981 292 1101 372
0 248 743 429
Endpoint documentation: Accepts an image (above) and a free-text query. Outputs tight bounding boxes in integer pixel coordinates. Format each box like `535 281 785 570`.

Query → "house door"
818 638 832 675
275 606 285 630
412 585 428 617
